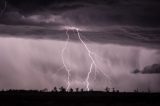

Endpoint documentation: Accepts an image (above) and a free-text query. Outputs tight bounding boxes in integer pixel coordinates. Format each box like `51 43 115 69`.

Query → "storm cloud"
0 0 160 48
133 64 160 74
1 0 160 26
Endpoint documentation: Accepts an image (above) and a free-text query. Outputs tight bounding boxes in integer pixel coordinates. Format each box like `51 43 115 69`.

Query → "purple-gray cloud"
1 0 160 27
133 64 160 74
0 0 159 49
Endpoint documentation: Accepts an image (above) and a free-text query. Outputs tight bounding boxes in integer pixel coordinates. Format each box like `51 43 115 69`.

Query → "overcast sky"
0 0 160 92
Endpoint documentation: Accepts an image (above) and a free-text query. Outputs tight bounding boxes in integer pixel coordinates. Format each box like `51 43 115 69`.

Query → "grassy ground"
0 90 160 106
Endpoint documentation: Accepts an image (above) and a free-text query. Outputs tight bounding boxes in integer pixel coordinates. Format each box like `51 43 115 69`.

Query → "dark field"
0 90 160 106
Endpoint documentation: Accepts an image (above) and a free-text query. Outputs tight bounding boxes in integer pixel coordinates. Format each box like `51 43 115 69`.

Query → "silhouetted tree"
53 87 57 92
105 87 110 92
76 88 79 92
69 88 73 92
112 88 115 92
59 86 66 92
134 88 139 93
80 88 84 92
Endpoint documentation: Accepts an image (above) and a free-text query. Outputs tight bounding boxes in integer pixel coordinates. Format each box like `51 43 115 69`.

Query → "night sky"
0 0 160 92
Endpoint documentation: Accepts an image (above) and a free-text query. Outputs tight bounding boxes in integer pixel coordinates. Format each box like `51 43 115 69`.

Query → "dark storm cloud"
61 0 160 27
0 24 160 49
133 64 160 74
0 11 63 26
0 0 160 48
0 0 160 26
0 0 87 15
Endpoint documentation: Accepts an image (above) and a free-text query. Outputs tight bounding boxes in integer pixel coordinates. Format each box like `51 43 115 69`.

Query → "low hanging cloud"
0 11 63 26
133 64 160 74
0 24 160 50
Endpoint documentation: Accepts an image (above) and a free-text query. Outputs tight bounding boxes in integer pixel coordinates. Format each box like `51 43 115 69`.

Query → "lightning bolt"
61 26 112 91
75 28 112 91
75 29 96 91
75 34 112 84
61 28 71 91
